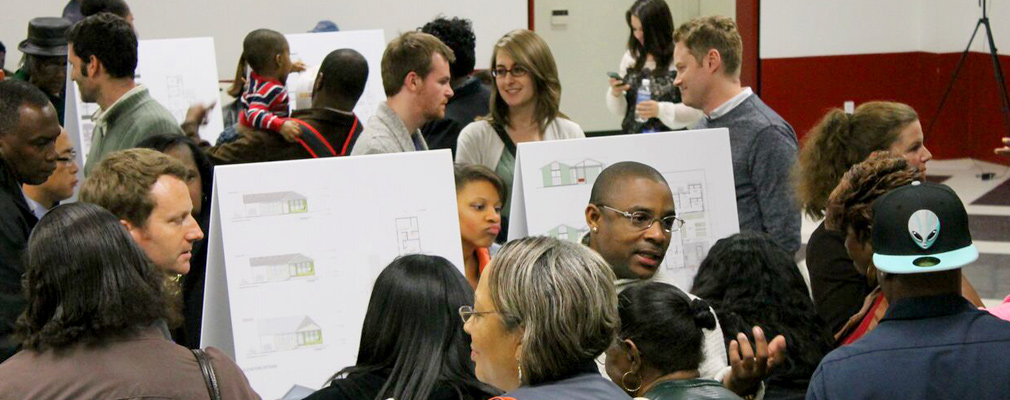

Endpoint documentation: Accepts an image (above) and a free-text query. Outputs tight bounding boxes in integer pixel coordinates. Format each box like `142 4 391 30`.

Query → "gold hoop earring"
621 370 642 393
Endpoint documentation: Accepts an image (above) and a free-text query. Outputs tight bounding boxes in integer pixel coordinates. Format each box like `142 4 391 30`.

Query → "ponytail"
689 298 716 330
227 52 247 98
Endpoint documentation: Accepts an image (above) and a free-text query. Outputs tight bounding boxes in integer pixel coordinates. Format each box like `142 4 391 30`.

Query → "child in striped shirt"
229 29 305 142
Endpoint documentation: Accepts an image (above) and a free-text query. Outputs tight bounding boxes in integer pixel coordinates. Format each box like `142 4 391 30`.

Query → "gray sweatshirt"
696 94 801 254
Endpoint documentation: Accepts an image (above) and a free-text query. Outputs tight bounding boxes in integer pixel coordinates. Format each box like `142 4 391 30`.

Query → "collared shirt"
22 192 49 220
807 293 1010 399
91 84 146 139
706 87 753 119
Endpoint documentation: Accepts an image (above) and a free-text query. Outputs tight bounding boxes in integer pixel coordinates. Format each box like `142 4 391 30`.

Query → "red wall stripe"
736 0 760 93
761 52 1010 165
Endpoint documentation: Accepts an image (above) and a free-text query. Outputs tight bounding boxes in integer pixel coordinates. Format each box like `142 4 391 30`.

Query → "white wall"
0 0 528 78
761 0 1010 59
537 0 734 133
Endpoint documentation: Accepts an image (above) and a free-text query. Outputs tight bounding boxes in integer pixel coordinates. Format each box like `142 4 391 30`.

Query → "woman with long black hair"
306 255 498 400
606 0 703 134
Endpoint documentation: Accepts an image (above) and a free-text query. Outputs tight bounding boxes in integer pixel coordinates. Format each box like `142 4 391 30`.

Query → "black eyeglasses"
459 305 498 324
491 65 530 78
601 205 684 233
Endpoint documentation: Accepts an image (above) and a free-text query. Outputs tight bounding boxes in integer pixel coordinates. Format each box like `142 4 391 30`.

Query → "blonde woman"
456 30 585 238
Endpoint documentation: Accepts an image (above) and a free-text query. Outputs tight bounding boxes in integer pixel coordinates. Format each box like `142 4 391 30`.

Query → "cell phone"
607 71 623 81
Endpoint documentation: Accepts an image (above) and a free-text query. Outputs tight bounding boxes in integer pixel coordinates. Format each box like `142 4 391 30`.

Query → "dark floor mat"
925 175 951 184
974 178 1010 206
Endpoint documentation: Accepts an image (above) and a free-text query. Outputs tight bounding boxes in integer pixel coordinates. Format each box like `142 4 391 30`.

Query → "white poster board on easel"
507 129 740 290
65 37 224 170
201 150 464 400
285 30 386 124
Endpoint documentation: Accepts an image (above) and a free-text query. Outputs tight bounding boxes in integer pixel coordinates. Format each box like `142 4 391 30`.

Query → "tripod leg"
981 18 1010 135
927 19 985 135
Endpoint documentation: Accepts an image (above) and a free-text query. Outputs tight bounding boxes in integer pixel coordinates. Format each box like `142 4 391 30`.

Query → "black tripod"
927 0 1010 139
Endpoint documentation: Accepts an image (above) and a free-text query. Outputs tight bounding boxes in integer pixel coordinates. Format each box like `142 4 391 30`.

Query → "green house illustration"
542 159 605 187
547 224 587 242
243 191 308 216
257 316 323 353
249 253 315 283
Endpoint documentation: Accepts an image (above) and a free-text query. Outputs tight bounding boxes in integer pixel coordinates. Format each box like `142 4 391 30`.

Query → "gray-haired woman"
461 236 630 399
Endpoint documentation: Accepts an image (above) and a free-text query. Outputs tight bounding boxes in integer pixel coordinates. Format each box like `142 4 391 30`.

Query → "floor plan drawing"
242 191 308 217
660 171 712 285
253 316 323 355
395 217 421 254
246 253 315 284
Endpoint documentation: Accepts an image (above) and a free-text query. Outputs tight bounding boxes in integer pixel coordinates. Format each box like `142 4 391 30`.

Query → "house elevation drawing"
247 253 315 284
541 159 605 188
242 191 308 217
546 223 588 242
253 315 323 354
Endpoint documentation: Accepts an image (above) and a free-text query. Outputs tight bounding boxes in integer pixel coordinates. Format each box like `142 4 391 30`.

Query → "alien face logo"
908 210 940 250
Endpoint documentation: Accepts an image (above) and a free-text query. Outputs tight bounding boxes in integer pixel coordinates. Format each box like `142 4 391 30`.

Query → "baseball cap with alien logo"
871 181 978 274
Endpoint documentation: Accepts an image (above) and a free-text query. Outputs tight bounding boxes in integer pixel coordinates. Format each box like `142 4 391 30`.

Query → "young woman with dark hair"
454 163 505 288
306 254 497 400
0 203 260 399
606 0 703 134
605 282 741 399
692 232 835 399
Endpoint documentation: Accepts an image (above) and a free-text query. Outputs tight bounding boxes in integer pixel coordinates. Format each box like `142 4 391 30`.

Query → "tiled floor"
799 158 1010 307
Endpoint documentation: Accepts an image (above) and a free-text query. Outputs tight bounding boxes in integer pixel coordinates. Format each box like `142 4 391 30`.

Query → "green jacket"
642 379 743 400
84 86 183 176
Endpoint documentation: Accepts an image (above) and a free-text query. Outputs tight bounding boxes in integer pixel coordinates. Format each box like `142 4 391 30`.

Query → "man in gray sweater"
673 16 800 254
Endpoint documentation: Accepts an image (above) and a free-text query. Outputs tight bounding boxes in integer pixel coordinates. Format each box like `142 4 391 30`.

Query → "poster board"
285 30 386 125
201 150 464 400
66 37 224 169
508 129 740 290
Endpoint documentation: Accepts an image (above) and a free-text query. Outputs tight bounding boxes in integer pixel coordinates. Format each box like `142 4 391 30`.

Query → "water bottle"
635 79 655 132
635 79 651 123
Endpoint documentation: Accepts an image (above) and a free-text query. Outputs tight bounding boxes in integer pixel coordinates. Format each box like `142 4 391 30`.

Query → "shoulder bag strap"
490 121 517 158
192 348 223 400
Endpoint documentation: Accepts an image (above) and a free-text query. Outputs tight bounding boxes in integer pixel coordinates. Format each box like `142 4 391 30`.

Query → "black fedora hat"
18 17 72 57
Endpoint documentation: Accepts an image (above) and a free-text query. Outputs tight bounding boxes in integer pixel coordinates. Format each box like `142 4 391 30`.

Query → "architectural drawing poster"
285 30 386 125
508 129 740 290
66 37 224 167
201 150 464 399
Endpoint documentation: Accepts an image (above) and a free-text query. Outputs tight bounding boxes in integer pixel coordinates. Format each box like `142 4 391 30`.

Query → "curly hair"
794 102 918 219
420 16 477 80
15 203 175 351
823 151 919 244
691 232 835 386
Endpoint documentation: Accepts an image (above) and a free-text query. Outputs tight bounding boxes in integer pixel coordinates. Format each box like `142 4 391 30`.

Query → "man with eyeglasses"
581 161 783 399
23 129 79 218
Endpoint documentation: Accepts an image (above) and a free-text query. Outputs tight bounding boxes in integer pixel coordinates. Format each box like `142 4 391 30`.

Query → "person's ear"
84 55 101 78
404 71 420 93
705 49 722 74
586 203 602 232
623 339 643 371
120 219 143 242
313 72 323 95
